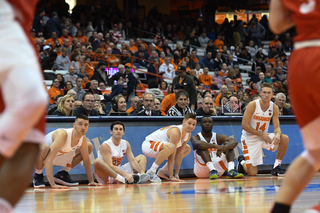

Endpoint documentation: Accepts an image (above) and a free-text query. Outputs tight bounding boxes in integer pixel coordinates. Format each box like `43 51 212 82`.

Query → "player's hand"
125 174 134 183
262 133 272 144
273 134 281 145
216 149 223 157
88 182 99 186
52 184 69 189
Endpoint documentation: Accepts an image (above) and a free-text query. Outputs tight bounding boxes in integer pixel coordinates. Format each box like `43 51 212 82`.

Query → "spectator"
135 76 145 99
74 100 82 108
248 40 257 59
73 77 86 101
252 56 266 74
94 101 105 115
124 63 137 100
75 30 88 45
269 35 282 49
104 47 119 67
190 49 204 69
52 94 74 116
274 93 293 115
198 67 214 89
240 91 250 110
70 53 82 74
162 39 173 55
74 92 99 116
214 85 230 106
197 97 203 110
55 47 70 70
109 24 122 44
146 58 159 82
88 80 102 95
246 20 265 46
196 96 216 116
211 68 224 89
134 50 149 68
126 96 139 114
91 62 108 86
48 78 61 105
45 11 62 37
219 63 229 77
283 33 293 52
206 40 216 56
109 64 126 85
45 31 63 49
160 81 168 91
202 52 214 70
188 31 201 47
268 45 278 59
109 42 121 55
160 83 183 115
250 67 262 83
238 47 251 65
274 66 286 82
228 83 235 94
159 56 175 80
82 74 91 89
190 69 200 86
198 31 210 48
98 82 108 95
47 95 63 115
67 89 77 100
214 33 224 52
213 52 224 70
63 81 73 95
83 57 95 79
153 98 161 115
92 33 103 51
167 90 194 116
148 50 159 63
33 8 45 36
132 93 160 116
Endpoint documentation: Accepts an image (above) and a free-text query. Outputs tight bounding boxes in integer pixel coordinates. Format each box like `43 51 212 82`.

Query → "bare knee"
247 166 258 176
164 143 176 154
136 154 147 162
184 144 191 155
87 142 93 154
40 144 50 159
93 158 103 170
281 134 289 145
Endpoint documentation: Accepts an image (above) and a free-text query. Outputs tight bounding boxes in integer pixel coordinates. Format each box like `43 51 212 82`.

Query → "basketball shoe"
271 165 285 176
237 155 245 174
33 173 45 188
209 169 219 179
54 171 79 186
227 169 244 179
146 170 161 182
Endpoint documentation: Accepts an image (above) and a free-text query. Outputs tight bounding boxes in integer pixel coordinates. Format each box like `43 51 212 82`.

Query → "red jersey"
281 0 320 42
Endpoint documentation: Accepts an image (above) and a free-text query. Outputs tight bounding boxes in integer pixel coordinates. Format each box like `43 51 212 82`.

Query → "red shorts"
288 47 320 150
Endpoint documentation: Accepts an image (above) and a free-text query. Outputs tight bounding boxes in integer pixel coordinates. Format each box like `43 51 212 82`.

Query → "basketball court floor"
13 173 320 213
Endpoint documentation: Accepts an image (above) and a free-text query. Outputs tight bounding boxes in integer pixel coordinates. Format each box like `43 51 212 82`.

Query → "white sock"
228 162 235 171
0 198 12 213
61 167 72 172
160 162 168 171
115 174 125 183
273 159 282 168
206 162 216 171
150 162 159 173
35 169 43 174
240 161 245 166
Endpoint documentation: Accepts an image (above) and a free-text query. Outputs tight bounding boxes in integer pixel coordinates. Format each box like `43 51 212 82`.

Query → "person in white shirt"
159 56 175 80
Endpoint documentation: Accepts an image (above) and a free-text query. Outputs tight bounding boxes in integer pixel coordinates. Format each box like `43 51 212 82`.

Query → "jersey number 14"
255 122 266 132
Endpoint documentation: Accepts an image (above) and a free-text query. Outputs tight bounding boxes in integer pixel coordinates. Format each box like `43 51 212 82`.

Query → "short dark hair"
184 113 197 121
110 121 125 131
201 115 213 123
82 92 93 101
148 80 158 89
75 114 89 121
261 82 273 90
175 90 188 101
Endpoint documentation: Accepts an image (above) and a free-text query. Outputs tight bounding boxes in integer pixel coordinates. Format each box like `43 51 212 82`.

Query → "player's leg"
93 158 125 184
238 139 260 176
271 134 289 176
224 149 244 178
33 144 50 188
193 148 220 179
135 154 147 172
53 142 93 186
0 143 40 211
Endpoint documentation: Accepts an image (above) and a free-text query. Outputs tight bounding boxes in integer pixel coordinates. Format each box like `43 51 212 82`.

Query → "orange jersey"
198 74 213 86
269 40 282 48
105 55 119 67
84 63 94 79
48 87 61 104
136 82 145 98
129 45 138 54
160 93 176 115
45 38 63 49
76 36 88 45
82 80 91 88
190 57 199 63
60 35 72 47
214 39 224 52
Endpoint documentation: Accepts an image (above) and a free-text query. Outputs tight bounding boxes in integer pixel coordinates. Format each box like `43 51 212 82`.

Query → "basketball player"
33 115 98 188
93 121 150 184
269 0 320 212
0 0 48 212
191 116 244 179
238 83 289 176
142 113 197 182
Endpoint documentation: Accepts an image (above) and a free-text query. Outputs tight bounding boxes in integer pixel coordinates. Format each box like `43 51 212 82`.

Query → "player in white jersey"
142 113 197 182
238 83 289 176
191 116 244 179
94 121 150 184
33 115 98 188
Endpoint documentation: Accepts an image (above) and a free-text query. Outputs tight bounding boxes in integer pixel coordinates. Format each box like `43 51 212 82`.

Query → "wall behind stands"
46 116 303 177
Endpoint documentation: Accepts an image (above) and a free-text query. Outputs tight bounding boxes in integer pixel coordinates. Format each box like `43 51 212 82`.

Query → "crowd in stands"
35 2 294 117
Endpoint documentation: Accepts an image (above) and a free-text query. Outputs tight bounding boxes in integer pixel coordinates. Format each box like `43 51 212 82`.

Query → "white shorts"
142 140 167 158
194 153 228 177
94 162 134 185
0 0 47 158
241 133 277 167
52 151 76 167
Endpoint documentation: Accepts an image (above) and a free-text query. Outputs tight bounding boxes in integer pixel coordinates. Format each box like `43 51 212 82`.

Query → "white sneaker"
146 170 161 182
137 173 150 184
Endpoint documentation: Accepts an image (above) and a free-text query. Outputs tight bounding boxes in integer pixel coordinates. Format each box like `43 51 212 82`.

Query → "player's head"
110 121 125 139
183 113 197 133
200 115 213 133
74 114 89 135
260 83 273 101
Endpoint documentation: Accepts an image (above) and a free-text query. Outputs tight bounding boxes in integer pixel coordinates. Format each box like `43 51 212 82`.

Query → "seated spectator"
160 80 168 91
214 33 224 52
197 97 203 110
162 39 173 55
67 89 77 100
135 76 145 99
212 68 224 89
236 89 244 100
134 50 149 68
104 77 126 102
91 62 108 86
238 47 251 65
124 63 137 100
105 47 119 67
94 101 105 115
248 40 256 59
214 85 230 106
108 64 126 86
250 67 262 83
189 31 201 47
147 80 164 100
283 33 293 52
52 94 75 116
146 58 159 82
127 96 139 114
45 32 63 48
108 94 128 115
248 82 258 97
196 96 216 116
269 35 281 49
190 49 204 69
42 51 58 71
159 56 175 80
73 77 86 101
69 54 83 75
190 69 200 86
47 95 63 115
83 57 95 79
55 47 70 70
74 100 82 108
88 80 102 95
64 81 73 95
109 42 122 55
257 72 265 92
48 78 62 105
74 92 99 116
160 84 183 115
240 91 250 110
274 66 286 82
82 74 91 89
252 56 266 74
219 63 229 77
226 54 238 67
132 93 160 116
109 24 122 44
167 90 194 116
98 82 109 95
199 31 210 48
228 83 235 94
202 52 214 70
268 53 283 68
56 74 65 90
153 98 161 115
64 66 78 85
75 29 88 45
198 67 214 89
129 39 138 54
274 93 292 115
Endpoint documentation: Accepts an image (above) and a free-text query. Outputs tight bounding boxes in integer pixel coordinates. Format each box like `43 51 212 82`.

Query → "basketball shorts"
0 0 47 158
241 133 277 167
142 140 167 158
194 153 228 177
94 162 134 185
289 47 320 151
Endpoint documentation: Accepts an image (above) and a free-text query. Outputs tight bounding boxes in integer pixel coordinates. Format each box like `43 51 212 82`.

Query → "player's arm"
269 0 295 34
272 104 282 144
126 142 144 174
100 143 133 182
191 134 224 150
216 134 238 157
167 128 181 180
43 130 69 188
79 137 98 186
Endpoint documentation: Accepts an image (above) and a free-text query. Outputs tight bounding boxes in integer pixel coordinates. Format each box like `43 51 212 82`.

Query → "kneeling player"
191 116 244 179
33 114 98 188
94 121 149 184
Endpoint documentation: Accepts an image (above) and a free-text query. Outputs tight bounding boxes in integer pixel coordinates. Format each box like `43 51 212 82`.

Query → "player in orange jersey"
269 0 320 212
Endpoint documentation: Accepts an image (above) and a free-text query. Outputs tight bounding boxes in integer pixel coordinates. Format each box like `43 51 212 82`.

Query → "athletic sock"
271 202 291 213
240 161 245 166
206 162 216 171
150 162 159 173
228 162 235 171
61 166 72 172
273 159 282 169
115 174 126 184
35 169 43 174
0 198 12 213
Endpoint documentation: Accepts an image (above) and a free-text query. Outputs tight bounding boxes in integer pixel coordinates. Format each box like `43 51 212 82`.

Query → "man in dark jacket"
131 93 161 116
172 66 197 110
125 63 137 101
196 97 217 116
32 8 45 36
74 92 99 116
91 62 109 86
108 64 126 86
45 11 62 37
274 93 293 116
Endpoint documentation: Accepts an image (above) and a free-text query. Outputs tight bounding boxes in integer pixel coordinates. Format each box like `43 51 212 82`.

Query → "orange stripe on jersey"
195 156 206 166
245 156 250 161
160 126 171 131
243 150 249 154
219 160 228 171
246 163 251 169
66 163 71 167
154 142 161 152
243 145 248 150
150 141 156 149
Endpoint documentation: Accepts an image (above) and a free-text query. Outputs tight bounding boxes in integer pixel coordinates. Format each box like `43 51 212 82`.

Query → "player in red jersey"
0 0 47 212
269 0 320 212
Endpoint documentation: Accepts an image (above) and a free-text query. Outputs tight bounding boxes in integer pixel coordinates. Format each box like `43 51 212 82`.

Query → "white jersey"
194 132 217 164
98 138 128 167
242 99 274 140
45 128 83 156
145 125 190 148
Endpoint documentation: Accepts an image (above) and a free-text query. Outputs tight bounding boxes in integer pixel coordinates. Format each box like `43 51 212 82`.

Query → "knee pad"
301 150 320 171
